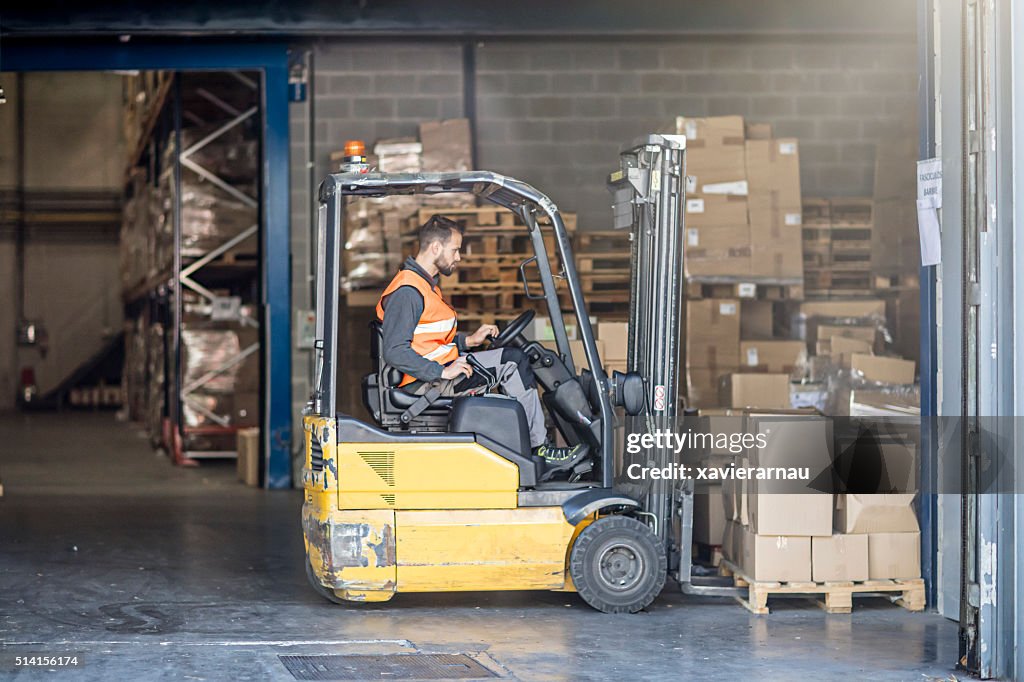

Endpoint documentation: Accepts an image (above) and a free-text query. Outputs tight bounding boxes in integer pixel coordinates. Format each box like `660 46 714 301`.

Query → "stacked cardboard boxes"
675 116 803 283
718 412 921 583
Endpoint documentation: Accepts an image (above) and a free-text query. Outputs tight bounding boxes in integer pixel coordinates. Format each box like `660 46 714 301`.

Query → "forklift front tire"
569 515 667 614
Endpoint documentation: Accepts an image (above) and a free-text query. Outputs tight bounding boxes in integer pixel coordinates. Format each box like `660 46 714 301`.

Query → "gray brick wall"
310 43 464 182
475 39 917 231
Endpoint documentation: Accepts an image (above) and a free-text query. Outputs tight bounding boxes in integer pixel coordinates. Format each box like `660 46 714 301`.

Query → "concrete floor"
0 412 959 681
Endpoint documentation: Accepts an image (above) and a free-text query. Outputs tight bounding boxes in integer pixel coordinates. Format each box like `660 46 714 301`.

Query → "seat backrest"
369 320 404 388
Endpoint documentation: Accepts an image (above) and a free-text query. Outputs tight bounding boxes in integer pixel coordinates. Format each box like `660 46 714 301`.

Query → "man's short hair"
418 215 463 250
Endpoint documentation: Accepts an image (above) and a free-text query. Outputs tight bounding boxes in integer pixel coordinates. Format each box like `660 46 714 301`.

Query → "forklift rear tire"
305 553 347 605
569 515 667 614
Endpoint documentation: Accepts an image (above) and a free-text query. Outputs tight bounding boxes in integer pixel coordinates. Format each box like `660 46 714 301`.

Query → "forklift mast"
608 135 688 549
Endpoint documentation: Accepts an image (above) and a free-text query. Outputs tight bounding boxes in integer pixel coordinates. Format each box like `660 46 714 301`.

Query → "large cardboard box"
720 373 790 409
686 299 741 371
812 534 869 582
419 118 472 172
738 526 812 582
868 531 921 579
684 224 751 277
694 484 727 546
676 115 747 186
685 195 749 228
723 519 743 563
739 340 806 374
798 299 887 320
236 427 260 487
836 494 919 534
741 300 775 339
597 322 629 362
825 335 874 367
748 494 834 536
686 368 724 408
748 210 804 279
746 138 802 209
850 354 916 384
815 324 877 348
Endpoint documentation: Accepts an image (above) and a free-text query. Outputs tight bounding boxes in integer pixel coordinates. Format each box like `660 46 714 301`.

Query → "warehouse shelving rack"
123 71 263 466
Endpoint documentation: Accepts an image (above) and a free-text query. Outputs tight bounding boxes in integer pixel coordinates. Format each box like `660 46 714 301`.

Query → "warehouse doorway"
0 42 293 488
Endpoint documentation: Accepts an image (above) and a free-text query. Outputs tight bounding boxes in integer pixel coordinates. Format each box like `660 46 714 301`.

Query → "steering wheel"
489 310 535 348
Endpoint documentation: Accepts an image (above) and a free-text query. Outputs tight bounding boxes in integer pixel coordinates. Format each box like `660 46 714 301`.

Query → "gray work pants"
411 347 547 448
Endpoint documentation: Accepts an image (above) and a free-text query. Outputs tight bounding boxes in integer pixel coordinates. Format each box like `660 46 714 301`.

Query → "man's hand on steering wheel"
466 324 499 348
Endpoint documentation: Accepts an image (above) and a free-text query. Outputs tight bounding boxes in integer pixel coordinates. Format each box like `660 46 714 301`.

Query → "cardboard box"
739 340 806 374
850 354 916 384
236 427 260 487
741 300 775 339
684 224 752 277
738 526 812 582
799 299 886 320
836 494 919 534
419 118 472 172
597 322 629 362
722 475 739 522
867 531 921 579
790 384 828 412
746 139 801 209
676 115 746 149
684 195 749 228
686 299 741 370
721 373 790 409
677 116 747 193
815 324 877 347
826 335 874 366
812 534 869 582
686 368 725 408
748 207 804 279
723 519 743 562
748 494 834 536
694 484 727 546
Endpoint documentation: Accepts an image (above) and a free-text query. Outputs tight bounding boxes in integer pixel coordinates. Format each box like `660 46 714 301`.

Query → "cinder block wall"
475 40 916 230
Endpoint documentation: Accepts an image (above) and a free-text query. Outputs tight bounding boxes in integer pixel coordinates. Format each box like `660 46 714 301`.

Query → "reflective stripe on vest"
376 269 459 387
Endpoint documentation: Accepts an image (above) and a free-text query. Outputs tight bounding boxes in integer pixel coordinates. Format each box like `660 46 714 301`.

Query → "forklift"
302 134 741 613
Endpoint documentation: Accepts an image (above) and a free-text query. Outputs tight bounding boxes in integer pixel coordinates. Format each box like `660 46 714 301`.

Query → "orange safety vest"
376 269 459 387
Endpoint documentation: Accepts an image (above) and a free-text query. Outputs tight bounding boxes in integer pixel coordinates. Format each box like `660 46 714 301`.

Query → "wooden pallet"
804 269 873 292
686 279 804 301
873 273 921 290
801 198 831 227
828 198 874 227
719 561 925 615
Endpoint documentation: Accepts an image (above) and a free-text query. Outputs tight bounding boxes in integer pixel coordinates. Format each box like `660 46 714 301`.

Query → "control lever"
465 355 498 393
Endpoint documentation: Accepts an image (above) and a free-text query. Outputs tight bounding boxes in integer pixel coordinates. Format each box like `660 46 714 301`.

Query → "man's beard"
437 258 457 276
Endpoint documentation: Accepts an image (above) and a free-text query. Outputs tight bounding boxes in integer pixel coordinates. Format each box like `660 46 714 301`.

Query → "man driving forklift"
376 214 587 468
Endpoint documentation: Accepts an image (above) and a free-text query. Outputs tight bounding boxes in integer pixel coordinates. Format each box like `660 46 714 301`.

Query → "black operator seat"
367 320 452 415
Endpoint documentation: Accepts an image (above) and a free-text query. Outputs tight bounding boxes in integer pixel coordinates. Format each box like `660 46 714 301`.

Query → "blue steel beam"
3 41 293 490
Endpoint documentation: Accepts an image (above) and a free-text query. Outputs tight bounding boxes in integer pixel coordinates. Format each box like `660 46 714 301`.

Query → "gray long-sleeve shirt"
380 257 465 383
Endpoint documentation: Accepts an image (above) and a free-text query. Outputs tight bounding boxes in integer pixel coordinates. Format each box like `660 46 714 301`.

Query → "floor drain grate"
279 653 498 680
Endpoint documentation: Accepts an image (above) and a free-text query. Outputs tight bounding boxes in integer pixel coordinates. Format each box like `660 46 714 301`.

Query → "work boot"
535 443 590 481
534 442 585 462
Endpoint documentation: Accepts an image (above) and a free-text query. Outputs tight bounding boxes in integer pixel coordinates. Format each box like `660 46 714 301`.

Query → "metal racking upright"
122 70 262 466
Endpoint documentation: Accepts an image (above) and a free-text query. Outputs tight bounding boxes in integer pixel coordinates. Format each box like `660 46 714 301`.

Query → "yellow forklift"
302 135 740 612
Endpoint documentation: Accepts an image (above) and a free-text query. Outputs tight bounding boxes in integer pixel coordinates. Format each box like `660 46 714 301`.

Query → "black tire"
305 553 347 605
569 515 667 614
